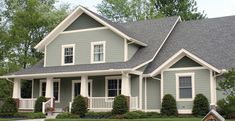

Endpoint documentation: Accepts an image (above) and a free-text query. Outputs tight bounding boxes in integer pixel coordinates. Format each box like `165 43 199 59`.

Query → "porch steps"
46 112 59 119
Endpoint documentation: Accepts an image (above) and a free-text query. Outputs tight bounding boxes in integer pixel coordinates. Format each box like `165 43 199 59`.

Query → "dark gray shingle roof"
8 16 179 76
144 15 235 74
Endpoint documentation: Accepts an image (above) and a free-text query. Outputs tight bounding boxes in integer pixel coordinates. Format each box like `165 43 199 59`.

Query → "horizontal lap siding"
163 69 211 109
146 78 161 110
89 76 105 97
46 29 124 67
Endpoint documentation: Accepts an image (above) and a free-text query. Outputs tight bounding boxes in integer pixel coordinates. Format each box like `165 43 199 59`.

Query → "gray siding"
64 13 103 31
130 74 139 97
146 77 161 109
170 56 202 68
163 69 211 109
33 79 40 98
46 29 125 67
89 76 105 97
128 43 139 60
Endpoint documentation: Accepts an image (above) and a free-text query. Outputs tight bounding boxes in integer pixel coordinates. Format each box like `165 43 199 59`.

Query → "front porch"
12 73 141 113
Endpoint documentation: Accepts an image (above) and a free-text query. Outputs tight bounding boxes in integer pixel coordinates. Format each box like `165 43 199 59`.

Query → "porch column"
121 73 131 96
12 78 21 99
45 77 53 98
80 75 88 97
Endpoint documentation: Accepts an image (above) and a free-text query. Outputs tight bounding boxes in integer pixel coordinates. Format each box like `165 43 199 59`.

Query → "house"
1 5 234 114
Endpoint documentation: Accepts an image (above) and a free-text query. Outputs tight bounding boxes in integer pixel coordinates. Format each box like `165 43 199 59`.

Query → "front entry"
72 80 92 100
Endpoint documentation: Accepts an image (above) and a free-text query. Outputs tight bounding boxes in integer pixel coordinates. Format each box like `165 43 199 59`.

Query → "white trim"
176 73 195 101
1 69 131 78
144 109 160 113
160 71 164 102
132 17 181 70
35 6 146 51
210 70 216 105
124 38 128 61
71 79 92 101
149 49 221 77
61 27 108 34
31 79 34 99
40 79 61 103
105 76 122 97
61 44 75 66
90 41 106 64
139 75 143 110
144 77 147 112
178 109 192 114
165 67 207 71
44 45 47 67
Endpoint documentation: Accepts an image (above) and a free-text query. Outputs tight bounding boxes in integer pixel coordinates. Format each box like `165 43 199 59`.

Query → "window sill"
176 98 194 101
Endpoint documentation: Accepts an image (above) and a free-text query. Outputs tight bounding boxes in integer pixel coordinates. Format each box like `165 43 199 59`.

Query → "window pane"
65 56 73 64
93 44 104 62
179 88 192 98
108 90 117 97
179 76 192 99
74 83 81 97
42 82 46 97
53 82 59 101
64 47 73 64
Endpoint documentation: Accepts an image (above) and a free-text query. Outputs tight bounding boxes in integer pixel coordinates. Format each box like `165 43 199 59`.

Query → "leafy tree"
217 96 235 118
217 69 235 96
97 0 206 22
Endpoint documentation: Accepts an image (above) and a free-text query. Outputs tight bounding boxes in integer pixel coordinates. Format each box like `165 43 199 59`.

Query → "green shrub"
0 97 17 113
192 94 209 116
56 112 80 119
85 112 112 119
71 96 87 116
123 111 141 119
14 112 45 119
112 95 128 115
145 112 161 118
160 94 178 116
34 96 47 112
217 96 235 118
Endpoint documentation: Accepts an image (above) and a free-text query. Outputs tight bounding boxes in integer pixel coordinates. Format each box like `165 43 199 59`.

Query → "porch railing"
42 97 54 114
19 98 36 110
69 96 138 112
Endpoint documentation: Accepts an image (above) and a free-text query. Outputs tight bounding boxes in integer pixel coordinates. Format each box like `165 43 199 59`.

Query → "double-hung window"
106 76 122 97
91 41 105 63
62 44 75 65
176 73 195 101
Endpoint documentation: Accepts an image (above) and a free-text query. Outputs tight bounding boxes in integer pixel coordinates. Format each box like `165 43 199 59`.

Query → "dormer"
35 6 146 67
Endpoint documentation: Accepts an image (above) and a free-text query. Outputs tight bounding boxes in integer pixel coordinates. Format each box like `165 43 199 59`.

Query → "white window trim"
61 44 75 66
176 73 195 101
39 79 61 103
105 76 122 97
91 41 106 64
71 80 93 101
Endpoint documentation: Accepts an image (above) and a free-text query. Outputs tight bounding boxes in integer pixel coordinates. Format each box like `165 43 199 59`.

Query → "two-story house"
1 6 235 114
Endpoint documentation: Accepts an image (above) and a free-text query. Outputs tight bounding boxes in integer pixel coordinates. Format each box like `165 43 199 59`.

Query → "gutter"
6 77 14 83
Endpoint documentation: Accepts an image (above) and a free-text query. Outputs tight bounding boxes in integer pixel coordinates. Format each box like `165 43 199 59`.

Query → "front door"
72 80 92 100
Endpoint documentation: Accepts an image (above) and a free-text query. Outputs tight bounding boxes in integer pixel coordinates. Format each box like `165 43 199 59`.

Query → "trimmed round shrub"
192 94 209 116
112 95 128 115
160 94 178 116
34 96 47 112
71 95 87 116
123 111 141 119
0 97 17 113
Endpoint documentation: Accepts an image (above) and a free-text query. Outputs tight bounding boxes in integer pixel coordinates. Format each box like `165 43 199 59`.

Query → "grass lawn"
45 118 201 121
45 118 235 121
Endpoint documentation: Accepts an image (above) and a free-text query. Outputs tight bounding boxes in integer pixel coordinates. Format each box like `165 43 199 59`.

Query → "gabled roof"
35 6 147 51
3 16 180 78
144 15 235 74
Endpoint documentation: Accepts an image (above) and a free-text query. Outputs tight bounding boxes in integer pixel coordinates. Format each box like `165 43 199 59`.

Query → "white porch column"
80 75 88 97
45 77 53 98
210 70 216 105
121 72 131 96
12 78 21 99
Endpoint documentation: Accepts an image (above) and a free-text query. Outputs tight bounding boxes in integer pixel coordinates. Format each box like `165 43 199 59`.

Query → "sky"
57 0 235 18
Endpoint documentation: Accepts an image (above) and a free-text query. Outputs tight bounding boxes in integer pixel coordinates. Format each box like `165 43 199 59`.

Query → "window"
62 44 75 65
40 79 60 102
176 73 195 101
106 76 122 97
91 41 105 63
72 80 93 100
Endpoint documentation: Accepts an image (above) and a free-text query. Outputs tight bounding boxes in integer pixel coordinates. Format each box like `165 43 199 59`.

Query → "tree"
97 0 206 22
217 69 235 96
0 0 70 98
